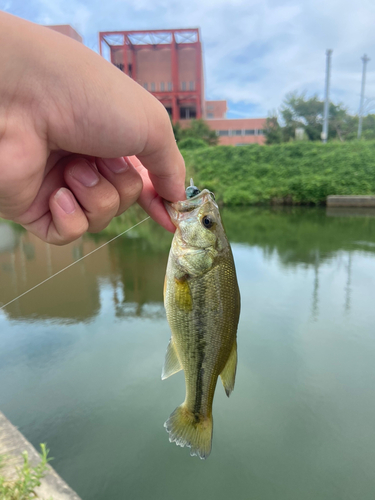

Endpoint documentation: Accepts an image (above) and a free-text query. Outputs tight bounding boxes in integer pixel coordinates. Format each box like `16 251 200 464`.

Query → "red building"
206 117 266 145
99 29 203 123
46 24 82 43
192 99 266 145
97 28 266 145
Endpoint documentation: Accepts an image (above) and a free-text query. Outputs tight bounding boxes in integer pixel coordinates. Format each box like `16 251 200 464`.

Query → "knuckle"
88 222 109 234
98 191 120 214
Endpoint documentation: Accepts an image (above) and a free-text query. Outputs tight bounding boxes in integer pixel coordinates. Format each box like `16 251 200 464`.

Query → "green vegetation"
173 119 218 146
265 91 375 144
183 140 375 206
96 205 375 271
178 137 209 150
0 444 51 500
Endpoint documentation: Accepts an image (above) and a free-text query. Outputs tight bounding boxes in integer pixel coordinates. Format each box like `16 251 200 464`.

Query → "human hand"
0 13 185 244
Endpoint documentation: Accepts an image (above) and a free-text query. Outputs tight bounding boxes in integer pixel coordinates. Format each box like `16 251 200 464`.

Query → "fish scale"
162 187 240 459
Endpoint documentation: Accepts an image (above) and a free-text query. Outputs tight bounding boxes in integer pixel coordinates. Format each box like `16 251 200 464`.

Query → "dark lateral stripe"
193 289 206 417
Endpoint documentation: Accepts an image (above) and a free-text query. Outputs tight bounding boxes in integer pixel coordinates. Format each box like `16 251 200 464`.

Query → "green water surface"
0 207 375 500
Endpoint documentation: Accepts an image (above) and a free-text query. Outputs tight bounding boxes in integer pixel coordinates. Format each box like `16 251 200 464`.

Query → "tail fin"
164 405 213 459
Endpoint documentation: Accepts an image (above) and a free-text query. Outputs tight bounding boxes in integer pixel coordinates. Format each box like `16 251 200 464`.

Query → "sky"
2 0 375 118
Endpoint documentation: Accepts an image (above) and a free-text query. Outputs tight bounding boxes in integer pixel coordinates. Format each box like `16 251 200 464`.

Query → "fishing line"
0 216 150 311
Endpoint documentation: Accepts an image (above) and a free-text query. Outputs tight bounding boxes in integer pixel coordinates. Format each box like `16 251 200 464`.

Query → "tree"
281 92 323 141
362 114 375 140
264 116 283 144
265 91 365 144
173 119 219 146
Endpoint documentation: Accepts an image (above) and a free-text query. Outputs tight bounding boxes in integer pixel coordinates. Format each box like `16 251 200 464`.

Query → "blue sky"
2 0 375 118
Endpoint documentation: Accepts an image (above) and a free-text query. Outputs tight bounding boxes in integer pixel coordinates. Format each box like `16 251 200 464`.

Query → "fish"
162 183 241 459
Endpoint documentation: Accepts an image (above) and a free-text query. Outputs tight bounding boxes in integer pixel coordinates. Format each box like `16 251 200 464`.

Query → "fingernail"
54 188 76 214
71 161 99 187
102 157 129 173
125 156 141 168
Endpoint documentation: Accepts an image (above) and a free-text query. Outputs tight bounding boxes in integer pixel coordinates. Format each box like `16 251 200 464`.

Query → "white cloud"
5 0 375 116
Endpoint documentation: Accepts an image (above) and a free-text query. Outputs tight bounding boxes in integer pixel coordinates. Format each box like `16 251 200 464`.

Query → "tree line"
265 91 375 144
170 93 375 148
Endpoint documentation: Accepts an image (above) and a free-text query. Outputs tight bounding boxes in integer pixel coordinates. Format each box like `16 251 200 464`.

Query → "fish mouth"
164 189 216 225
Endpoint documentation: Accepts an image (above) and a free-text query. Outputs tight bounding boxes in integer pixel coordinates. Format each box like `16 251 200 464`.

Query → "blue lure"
185 178 201 199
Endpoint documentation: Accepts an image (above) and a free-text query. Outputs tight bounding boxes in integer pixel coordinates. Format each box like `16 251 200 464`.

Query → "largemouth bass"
162 184 240 459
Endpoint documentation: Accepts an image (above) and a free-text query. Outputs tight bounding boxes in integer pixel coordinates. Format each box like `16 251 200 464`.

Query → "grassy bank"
182 141 375 205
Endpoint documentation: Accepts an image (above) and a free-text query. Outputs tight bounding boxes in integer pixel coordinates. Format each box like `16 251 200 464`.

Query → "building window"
151 82 155 91
143 83 148 90
165 107 172 117
245 129 255 135
115 63 124 71
160 82 165 91
180 107 196 119
207 105 214 110
181 82 186 91
207 113 214 119
217 130 229 136
168 82 173 91
234 130 242 136
257 129 264 135
189 81 195 90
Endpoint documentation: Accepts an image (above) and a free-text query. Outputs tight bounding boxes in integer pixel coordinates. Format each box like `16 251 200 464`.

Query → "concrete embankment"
0 411 82 500
327 195 375 207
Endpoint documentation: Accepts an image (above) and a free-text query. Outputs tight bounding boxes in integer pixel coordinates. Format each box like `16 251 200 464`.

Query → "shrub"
0 444 51 500
178 138 209 150
183 141 375 205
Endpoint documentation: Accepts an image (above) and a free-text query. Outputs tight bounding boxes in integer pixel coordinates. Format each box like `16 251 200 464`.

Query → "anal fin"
220 339 237 397
162 338 182 380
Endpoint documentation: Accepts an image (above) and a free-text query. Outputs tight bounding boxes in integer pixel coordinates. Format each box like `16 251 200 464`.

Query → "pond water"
1 207 375 500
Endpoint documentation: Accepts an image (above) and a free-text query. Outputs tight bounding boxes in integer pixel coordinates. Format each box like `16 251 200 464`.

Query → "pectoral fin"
220 339 237 397
162 338 182 380
174 278 192 312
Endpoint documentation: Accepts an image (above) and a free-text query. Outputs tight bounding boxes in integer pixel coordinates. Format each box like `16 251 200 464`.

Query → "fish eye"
201 215 214 229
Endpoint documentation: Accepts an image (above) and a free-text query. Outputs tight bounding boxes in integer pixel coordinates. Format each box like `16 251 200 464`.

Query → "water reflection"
0 229 102 321
0 222 19 253
0 218 172 322
345 252 353 314
223 206 375 265
311 250 320 321
1 207 375 324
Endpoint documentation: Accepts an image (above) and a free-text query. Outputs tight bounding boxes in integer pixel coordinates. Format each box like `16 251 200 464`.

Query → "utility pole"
358 54 370 139
322 49 333 143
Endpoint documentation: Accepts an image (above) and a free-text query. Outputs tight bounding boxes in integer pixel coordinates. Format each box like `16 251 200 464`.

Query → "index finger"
127 155 176 233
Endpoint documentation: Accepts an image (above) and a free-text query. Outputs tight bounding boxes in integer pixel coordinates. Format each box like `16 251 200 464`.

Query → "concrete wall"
327 196 375 207
0 411 81 500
